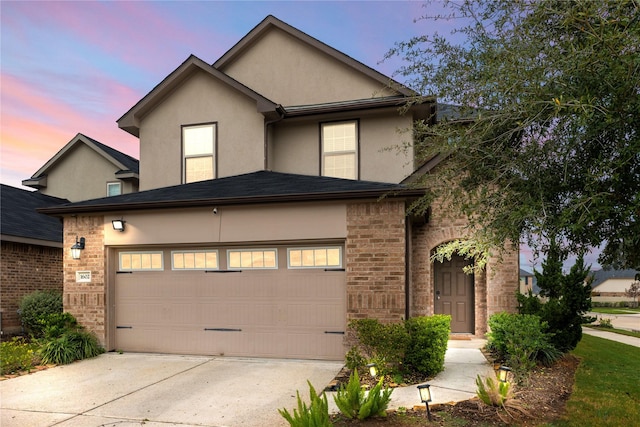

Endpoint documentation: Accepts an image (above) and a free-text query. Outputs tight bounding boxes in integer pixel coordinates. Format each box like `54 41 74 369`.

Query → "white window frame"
107 181 122 197
227 248 278 270
118 251 164 271
171 250 219 270
183 123 216 184
287 247 343 269
321 120 358 180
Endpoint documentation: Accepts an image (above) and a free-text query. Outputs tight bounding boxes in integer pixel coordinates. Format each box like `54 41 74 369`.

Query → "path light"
499 366 512 383
366 363 377 379
417 383 433 421
70 236 85 260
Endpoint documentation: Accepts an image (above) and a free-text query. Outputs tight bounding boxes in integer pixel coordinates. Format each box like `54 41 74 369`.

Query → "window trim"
171 250 219 271
182 122 218 184
227 248 278 270
106 181 122 197
320 119 359 180
118 251 164 271
287 246 343 269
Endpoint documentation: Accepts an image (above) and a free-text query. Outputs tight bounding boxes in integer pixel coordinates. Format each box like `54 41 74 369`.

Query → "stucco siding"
138 71 266 190
220 28 397 106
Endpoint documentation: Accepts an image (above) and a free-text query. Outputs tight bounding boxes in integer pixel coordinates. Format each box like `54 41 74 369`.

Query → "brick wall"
63 215 106 345
0 241 63 337
346 201 407 323
409 197 519 336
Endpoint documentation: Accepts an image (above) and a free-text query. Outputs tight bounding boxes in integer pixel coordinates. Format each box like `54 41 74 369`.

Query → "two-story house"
40 16 519 360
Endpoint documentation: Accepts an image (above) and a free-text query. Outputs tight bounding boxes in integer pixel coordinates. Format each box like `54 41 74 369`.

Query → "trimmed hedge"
404 315 451 376
18 290 63 338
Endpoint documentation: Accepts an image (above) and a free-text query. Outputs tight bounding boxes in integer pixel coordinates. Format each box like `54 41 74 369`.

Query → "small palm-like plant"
334 370 393 420
278 381 332 427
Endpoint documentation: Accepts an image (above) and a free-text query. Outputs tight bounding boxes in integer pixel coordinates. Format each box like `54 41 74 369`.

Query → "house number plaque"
76 271 91 283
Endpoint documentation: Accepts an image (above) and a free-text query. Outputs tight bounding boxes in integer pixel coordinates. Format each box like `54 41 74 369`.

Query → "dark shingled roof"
1 184 68 242
81 134 139 174
39 171 423 215
591 269 639 288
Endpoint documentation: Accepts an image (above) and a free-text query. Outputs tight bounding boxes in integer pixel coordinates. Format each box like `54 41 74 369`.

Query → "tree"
518 239 592 353
626 279 640 308
388 0 640 269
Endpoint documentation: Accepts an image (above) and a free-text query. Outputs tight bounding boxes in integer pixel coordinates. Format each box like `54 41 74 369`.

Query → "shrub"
476 374 512 407
333 370 393 420
18 290 63 338
598 318 614 329
278 381 332 427
348 319 410 376
0 337 41 375
487 312 559 381
344 347 366 371
40 327 104 365
404 315 450 377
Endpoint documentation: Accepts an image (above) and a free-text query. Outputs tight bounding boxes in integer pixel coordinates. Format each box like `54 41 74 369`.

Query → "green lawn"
546 334 640 427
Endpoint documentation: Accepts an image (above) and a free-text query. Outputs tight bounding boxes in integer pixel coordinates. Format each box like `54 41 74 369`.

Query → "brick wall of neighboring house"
346 201 407 324
409 198 519 336
0 241 63 337
63 215 106 345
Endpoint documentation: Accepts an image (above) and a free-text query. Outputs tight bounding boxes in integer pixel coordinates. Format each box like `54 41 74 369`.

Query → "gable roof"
591 269 639 288
1 184 68 245
39 171 424 215
22 133 139 188
117 55 283 137
214 15 415 98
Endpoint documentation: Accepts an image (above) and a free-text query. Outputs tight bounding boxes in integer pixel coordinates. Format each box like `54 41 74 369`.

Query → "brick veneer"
0 241 62 337
409 198 519 336
63 215 106 345
346 201 407 323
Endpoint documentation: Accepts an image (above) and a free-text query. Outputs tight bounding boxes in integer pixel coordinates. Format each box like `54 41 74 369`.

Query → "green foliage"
388 0 640 271
0 337 41 375
487 312 559 381
344 347 366 371
431 239 490 274
41 312 78 340
519 244 592 352
404 315 450 377
597 318 613 329
18 290 63 338
278 381 332 427
333 370 393 420
476 375 512 407
349 315 449 377
40 328 104 365
348 318 410 375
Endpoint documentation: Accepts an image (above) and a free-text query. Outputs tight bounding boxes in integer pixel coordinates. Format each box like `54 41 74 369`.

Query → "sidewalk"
327 338 493 412
583 327 640 348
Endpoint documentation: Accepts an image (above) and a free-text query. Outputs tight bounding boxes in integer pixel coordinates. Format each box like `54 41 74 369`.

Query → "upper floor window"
183 123 216 183
107 182 122 197
321 121 358 180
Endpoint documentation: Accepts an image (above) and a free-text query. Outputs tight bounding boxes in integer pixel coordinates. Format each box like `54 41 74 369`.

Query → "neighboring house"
0 185 68 338
39 15 519 360
591 269 639 303
23 133 139 202
519 268 540 294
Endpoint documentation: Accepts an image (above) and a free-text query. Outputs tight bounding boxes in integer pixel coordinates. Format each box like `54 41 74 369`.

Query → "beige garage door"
114 246 346 360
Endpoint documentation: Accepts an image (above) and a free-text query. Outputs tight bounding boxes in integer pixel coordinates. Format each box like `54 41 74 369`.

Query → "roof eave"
38 188 425 216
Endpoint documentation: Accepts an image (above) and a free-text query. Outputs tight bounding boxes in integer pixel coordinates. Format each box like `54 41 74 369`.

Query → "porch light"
112 219 125 232
417 383 433 421
366 363 377 378
498 366 512 383
70 236 85 260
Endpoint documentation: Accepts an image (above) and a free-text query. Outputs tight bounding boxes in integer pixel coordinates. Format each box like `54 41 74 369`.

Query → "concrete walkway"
583 328 640 347
327 338 493 412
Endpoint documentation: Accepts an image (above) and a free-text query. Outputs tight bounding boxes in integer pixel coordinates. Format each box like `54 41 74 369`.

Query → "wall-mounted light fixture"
112 219 126 232
70 236 85 260
417 383 433 421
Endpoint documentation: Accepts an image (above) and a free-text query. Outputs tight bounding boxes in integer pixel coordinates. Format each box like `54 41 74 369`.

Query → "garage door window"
172 250 219 270
228 249 277 269
288 247 342 268
119 252 164 271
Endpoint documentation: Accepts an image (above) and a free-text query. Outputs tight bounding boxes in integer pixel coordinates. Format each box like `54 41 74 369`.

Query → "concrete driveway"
1 352 344 427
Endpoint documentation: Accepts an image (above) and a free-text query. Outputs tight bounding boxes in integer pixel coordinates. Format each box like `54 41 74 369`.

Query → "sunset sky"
0 1 600 270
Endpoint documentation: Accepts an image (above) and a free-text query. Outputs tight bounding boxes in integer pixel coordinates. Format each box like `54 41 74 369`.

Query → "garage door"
114 245 346 360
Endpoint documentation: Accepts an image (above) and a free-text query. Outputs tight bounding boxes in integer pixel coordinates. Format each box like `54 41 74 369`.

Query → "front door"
434 255 474 333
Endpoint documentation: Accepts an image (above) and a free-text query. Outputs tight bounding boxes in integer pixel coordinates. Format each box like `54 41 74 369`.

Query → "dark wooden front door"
434 255 474 333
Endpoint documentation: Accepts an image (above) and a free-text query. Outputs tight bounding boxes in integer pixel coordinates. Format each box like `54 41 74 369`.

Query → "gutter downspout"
405 213 411 321
264 107 286 170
